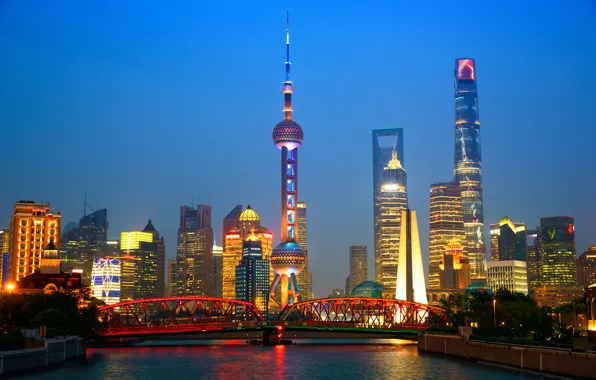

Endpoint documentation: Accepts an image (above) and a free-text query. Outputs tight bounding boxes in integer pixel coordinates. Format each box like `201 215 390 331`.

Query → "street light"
493 299 497 326
5 283 15 293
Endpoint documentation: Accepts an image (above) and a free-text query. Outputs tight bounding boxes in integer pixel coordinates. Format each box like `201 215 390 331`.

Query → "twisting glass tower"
269 11 306 309
453 58 486 279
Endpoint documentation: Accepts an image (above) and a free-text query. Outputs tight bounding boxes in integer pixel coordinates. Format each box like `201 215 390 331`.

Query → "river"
19 339 555 379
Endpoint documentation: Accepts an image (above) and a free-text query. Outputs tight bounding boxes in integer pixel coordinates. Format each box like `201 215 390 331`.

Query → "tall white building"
487 260 528 295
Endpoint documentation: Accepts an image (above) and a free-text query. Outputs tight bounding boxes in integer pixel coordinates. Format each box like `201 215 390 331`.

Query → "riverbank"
418 333 596 378
0 336 86 376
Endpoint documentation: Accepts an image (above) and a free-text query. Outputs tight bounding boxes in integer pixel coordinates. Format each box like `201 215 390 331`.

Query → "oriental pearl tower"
269 11 305 309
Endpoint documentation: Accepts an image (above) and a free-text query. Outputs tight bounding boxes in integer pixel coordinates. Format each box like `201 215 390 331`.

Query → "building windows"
287 180 295 192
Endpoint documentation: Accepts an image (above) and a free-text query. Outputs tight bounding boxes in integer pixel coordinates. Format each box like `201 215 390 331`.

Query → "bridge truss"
278 297 445 330
97 297 266 337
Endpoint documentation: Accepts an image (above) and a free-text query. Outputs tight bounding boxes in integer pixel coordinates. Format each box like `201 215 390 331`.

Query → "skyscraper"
576 246 596 288
489 217 527 261
167 258 176 297
175 205 214 296
540 216 576 287
296 201 309 299
121 231 158 299
487 260 528 295
526 228 542 292
222 205 242 252
378 149 408 296
269 11 306 309
372 128 403 282
395 209 427 304
78 209 108 272
235 229 270 315
349 245 368 292
91 257 121 305
453 58 486 279
0 229 9 287
212 242 223 297
428 182 466 290
8 201 61 283
438 240 470 290
142 219 166 297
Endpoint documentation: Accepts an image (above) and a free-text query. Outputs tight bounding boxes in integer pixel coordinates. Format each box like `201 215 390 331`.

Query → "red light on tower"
457 59 475 81
568 224 574 234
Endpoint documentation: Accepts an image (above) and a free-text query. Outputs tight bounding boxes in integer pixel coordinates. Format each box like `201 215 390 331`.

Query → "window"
287 164 295 176
287 180 295 192
20 220 27 226
20 228 27 234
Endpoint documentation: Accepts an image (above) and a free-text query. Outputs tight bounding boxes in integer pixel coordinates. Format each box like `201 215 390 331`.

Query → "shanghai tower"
453 58 486 279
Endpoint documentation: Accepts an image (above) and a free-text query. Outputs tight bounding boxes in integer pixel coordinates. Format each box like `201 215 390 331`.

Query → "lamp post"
493 299 497 326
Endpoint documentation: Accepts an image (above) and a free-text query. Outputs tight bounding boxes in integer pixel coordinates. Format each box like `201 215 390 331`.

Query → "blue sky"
0 1 594 296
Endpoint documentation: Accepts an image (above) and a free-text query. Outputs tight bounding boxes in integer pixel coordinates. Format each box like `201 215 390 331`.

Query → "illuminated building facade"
489 217 527 261
223 231 242 299
40 241 60 274
453 58 486 279
372 128 403 282
395 209 427 304
121 231 158 299
526 228 542 292
576 246 596 288
0 229 9 287
487 260 528 295
8 201 61 283
378 149 408 296
78 209 108 281
212 243 223 297
296 201 309 299
439 240 470 290
540 216 576 287
166 258 176 297
235 230 270 314
142 219 166 297
349 245 368 294
118 255 136 301
91 257 121 305
175 205 213 296
270 12 306 309
222 205 242 252
428 182 465 289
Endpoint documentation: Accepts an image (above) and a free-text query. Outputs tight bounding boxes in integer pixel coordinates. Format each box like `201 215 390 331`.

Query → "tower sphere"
272 120 303 150
271 241 305 276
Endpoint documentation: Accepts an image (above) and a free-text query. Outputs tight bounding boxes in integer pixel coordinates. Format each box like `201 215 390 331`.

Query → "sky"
0 1 595 297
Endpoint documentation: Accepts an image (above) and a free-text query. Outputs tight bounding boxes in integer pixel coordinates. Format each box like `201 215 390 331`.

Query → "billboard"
457 59 476 81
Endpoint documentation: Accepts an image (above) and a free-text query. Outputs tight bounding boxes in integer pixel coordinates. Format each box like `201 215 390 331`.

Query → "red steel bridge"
97 296 444 338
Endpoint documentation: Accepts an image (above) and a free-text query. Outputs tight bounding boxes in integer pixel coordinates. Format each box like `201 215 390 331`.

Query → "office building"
349 246 367 294
428 182 465 289
487 260 528 295
526 229 541 292
142 219 166 297
489 217 527 261
540 216 576 287
212 243 223 297
118 255 136 301
166 258 176 297
439 240 470 290
91 257 121 305
378 149 408 296
235 229 270 314
296 201 309 299
453 58 486 279
269 12 306 309
8 201 61 283
373 128 403 282
533 285 582 308
223 205 242 252
395 209 427 304
121 231 158 299
175 205 214 296
577 246 596 288
0 229 9 287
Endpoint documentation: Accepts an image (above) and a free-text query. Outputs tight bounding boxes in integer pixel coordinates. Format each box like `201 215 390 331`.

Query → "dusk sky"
0 1 594 296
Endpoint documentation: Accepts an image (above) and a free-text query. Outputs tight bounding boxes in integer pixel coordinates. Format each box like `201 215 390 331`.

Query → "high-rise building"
439 240 470 290
142 219 166 297
526 228 541 292
212 243 223 297
269 12 306 310
540 216 576 287
121 231 158 299
91 257 121 305
373 128 403 283
223 231 242 299
576 246 596 288
453 58 486 279
8 201 61 283
235 229 270 314
166 258 176 297
223 205 242 252
428 182 466 290
487 260 528 295
489 217 527 261
296 201 308 299
349 246 367 293
395 209 427 304
378 149 408 296
118 255 136 301
0 229 9 287
78 209 108 277
175 205 213 296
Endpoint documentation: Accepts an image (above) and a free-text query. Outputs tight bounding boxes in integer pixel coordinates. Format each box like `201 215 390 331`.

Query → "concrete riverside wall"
0 337 86 375
418 333 596 378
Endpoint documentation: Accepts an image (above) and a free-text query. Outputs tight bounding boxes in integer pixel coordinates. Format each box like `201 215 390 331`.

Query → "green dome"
350 281 384 298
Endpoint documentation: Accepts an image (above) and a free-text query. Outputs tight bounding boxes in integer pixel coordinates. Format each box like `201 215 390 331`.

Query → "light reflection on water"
19 340 548 380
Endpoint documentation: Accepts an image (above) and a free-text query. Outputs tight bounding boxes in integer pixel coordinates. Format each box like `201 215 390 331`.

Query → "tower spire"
283 10 293 120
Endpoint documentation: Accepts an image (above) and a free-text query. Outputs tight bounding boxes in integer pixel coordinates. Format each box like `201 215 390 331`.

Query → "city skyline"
0 2 595 297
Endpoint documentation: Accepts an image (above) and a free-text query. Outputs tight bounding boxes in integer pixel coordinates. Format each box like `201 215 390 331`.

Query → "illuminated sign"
457 59 475 81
